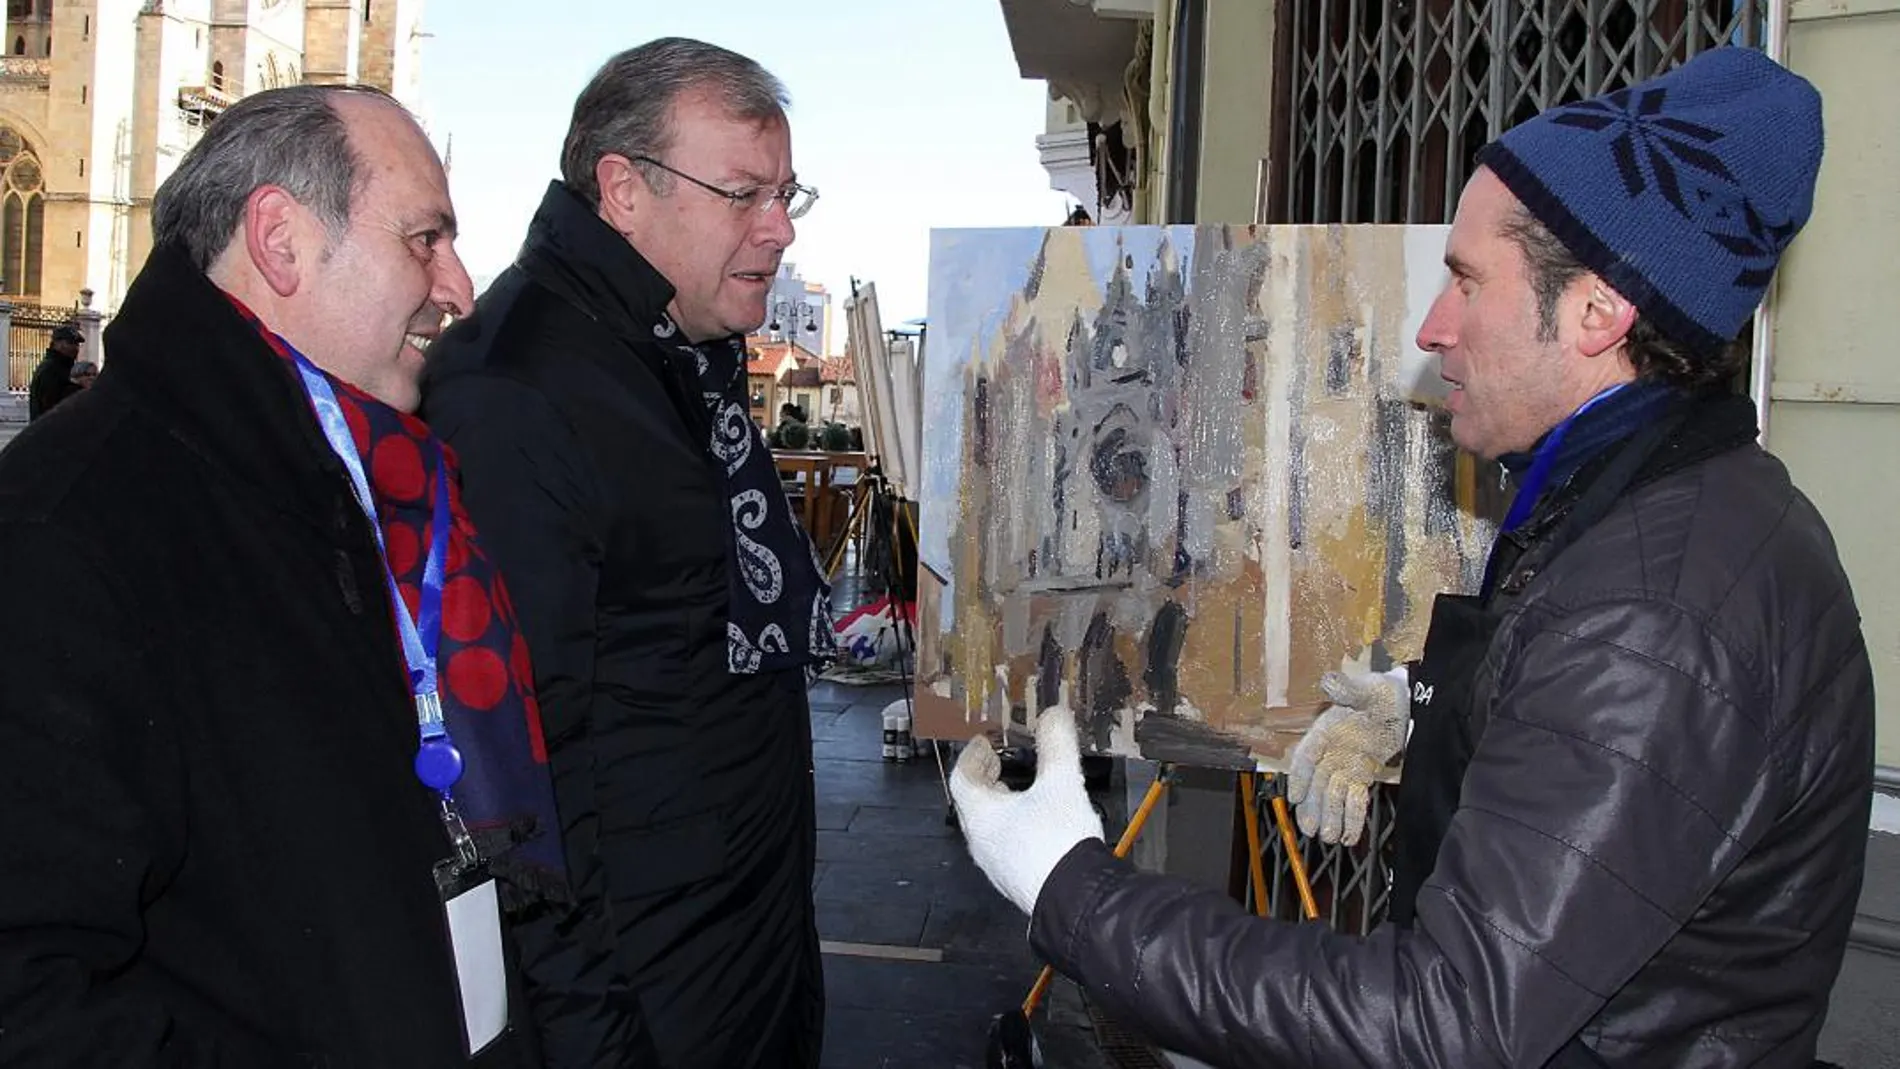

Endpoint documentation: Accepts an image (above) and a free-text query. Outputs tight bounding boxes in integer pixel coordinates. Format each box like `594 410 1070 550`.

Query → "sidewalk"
808 676 1119 1068
0 393 25 452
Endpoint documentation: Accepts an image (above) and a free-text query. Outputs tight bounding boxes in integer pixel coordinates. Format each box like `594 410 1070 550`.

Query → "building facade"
745 336 820 429
0 0 426 318
761 260 832 355
999 1 1898 1058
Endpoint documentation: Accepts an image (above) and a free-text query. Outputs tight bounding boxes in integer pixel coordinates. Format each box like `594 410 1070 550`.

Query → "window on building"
2 198 22 294
211 60 225 93
22 194 40 294
0 126 45 297
6 0 30 19
11 37 23 56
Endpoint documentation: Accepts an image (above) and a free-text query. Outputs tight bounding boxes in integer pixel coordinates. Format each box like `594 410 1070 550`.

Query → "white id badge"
442 875 508 1056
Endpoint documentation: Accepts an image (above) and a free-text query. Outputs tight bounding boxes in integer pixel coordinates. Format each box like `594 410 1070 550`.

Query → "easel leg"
1239 771 1270 918
1016 766 1172 1018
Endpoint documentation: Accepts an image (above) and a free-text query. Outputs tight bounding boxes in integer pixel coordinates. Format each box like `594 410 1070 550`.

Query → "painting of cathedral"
914 224 1504 768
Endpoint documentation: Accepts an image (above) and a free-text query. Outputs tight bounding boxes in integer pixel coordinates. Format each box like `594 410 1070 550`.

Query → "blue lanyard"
1501 383 1629 532
285 347 461 797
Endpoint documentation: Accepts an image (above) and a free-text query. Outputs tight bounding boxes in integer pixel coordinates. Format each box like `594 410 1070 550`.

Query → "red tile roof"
746 337 832 380
820 355 855 384
744 336 821 360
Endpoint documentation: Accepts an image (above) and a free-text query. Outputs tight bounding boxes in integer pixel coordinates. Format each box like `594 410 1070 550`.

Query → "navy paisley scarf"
650 312 837 674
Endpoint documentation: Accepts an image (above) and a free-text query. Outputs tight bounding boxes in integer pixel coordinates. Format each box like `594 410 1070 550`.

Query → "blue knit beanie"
1477 47 1823 351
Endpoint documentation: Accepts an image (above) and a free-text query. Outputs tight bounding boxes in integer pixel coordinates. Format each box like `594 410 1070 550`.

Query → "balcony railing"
0 58 51 89
177 72 241 119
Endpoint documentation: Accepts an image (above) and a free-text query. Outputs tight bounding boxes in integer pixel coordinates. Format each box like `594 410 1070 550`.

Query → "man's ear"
1575 278 1638 360
242 186 308 298
594 153 646 235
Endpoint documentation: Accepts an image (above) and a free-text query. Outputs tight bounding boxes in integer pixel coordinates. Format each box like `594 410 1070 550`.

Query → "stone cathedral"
0 0 427 316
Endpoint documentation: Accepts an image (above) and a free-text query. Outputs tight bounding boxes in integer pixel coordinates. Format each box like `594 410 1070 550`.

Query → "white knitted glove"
950 686 1106 915
1285 667 1410 846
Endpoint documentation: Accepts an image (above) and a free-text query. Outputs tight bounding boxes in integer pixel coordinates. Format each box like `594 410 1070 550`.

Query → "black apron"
1386 410 1689 1068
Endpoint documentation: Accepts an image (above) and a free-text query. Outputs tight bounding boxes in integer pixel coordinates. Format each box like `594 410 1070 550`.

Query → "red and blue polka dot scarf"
228 295 568 908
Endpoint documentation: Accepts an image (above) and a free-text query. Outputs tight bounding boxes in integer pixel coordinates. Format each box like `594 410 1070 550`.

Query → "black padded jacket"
1030 394 1874 1068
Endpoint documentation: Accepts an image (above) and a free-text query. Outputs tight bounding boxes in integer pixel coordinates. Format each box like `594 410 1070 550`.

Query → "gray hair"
560 37 789 208
152 84 399 271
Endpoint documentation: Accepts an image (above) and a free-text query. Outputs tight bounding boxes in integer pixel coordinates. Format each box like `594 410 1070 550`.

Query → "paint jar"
881 705 901 761
893 708 913 763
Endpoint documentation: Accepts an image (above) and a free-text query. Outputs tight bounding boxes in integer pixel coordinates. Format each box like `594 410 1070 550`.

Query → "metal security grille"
1249 774 1400 934
6 301 76 392
1251 0 1770 937
1269 0 1771 226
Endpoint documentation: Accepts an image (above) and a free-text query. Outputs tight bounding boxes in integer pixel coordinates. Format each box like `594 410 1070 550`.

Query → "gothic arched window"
0 126 45 297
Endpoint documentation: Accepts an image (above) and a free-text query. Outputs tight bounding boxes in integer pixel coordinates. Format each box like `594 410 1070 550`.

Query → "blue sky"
917 226 1201 576
417 0 1072 343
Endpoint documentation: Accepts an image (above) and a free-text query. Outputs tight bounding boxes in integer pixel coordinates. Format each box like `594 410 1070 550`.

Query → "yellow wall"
1133 0 1275 225
1774 0 1900 767
1136 1 1174 224
1193 0 1273 224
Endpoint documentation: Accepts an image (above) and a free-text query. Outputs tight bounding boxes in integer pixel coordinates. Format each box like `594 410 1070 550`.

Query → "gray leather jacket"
1030 396 1875 1068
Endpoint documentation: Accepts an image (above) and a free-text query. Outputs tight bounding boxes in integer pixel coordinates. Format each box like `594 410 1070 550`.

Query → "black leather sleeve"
1029 598 1782 1069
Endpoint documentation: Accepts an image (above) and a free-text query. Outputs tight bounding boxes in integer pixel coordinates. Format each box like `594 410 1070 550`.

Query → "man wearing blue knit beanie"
948 46 1873 1068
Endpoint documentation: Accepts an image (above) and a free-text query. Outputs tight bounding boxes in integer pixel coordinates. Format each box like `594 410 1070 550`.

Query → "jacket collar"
100 243 347 528
514 180 681 345
1506 391 1758 547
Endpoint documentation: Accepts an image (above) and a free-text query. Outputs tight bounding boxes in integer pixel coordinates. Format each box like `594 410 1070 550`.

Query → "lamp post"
767 296 818 343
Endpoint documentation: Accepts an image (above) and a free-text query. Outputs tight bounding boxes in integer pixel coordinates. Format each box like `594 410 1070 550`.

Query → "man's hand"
1285 668 1410 846
950 685 1106 915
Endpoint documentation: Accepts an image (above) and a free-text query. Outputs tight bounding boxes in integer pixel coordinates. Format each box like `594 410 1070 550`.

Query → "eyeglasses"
630 155 818 220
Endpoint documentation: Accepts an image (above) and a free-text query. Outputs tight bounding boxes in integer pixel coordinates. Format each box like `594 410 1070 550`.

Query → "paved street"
806 676 1128 1068
0 393 25 451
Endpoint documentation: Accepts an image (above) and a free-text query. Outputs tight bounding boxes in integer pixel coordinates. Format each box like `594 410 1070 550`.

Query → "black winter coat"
26 347 80 420
420 182 823 1069
0 246 541 1067
1031 394 1874 1068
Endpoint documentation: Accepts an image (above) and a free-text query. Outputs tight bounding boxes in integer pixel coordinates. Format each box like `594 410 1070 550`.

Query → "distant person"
422 37 834 1068
68 360 98 390
0 84 559 1065
1064 205 1094 226
26 324 84 420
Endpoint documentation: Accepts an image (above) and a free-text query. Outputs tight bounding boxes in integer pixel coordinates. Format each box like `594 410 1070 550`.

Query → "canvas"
842 284 923 498
915 224 1505 770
